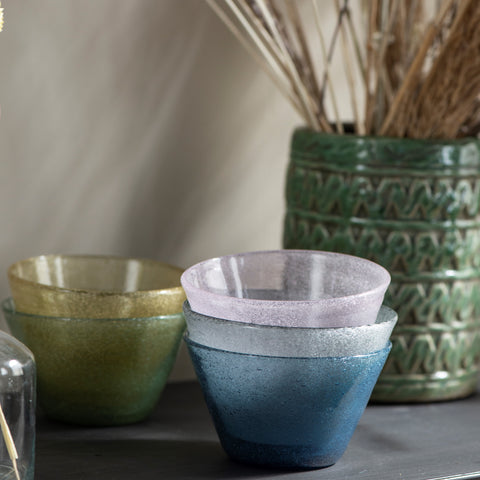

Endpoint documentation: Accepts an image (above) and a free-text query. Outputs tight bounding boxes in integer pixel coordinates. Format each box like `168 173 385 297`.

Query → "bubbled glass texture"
181 250 390 327
8 254 185 319
184 301 396 357
3 298 184 426
186 337 391 469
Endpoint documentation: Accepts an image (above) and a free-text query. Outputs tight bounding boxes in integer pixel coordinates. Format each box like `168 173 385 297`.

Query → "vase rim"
293 126 480 144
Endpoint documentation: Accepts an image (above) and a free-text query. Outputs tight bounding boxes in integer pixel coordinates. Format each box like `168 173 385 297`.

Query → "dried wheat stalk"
209 0 480 139
401 0 480 138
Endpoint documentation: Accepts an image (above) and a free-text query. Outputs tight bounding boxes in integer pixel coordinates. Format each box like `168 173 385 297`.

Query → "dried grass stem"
209 0 478 139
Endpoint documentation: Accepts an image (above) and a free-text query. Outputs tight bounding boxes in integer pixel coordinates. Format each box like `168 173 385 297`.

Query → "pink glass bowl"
181 250 390 328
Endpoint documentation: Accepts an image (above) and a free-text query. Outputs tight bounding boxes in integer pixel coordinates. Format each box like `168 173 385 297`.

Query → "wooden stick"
235 0 319 121
379 0 457 136
255 0 321 129
372 0 399 134
364 0 380 134
405 0 421 66
236 1 286 77
335 0 363 134
319 0 346 106
206 0 306 121
0 403 20 480
405 0 480 138
285 2 322 116
312 0 343 134
390 0 407 92
344 3 367 88
225 0 302 105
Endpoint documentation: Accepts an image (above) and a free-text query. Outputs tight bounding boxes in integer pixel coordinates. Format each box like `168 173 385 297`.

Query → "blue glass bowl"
186 337 391 469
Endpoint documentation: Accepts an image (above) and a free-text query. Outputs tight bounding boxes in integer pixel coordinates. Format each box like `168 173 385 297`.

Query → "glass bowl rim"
183 300 397 332
184 334 392 360
2 297 185 322
8 254 185 297
181 249 391 307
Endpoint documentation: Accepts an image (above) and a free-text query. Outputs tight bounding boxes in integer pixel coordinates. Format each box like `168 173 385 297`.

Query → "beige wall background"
0 1 346 380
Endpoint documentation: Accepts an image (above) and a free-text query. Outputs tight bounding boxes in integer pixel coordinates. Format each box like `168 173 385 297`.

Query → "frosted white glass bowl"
184 301 396 357
181 250 390 327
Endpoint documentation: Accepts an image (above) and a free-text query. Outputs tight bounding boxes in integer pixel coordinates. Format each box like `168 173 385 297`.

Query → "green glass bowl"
8 254 186 319
2 298 185 426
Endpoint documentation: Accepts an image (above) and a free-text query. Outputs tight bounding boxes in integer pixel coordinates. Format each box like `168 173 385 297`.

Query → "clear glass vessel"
0 331 35 480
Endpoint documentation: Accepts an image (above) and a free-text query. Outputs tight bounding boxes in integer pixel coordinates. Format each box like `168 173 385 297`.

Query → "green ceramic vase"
283 127 480 402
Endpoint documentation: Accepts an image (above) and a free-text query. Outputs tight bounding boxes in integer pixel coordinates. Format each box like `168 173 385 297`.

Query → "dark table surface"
35 381 480 480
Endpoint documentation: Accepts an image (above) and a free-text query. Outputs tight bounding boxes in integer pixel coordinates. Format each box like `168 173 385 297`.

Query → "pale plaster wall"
0 1 347 380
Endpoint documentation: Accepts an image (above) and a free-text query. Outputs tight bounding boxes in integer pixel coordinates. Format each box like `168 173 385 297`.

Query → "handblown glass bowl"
183 301 396 357
8 254 186 318
3 298 185 426
186 336 391 469
181 250 391 327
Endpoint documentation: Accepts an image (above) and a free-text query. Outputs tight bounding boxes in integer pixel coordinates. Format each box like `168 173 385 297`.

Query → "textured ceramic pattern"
181 250 390 328
186 337 391 469
283 127 480 401
2 298 185 426
184 301 396 357
8 254 186 318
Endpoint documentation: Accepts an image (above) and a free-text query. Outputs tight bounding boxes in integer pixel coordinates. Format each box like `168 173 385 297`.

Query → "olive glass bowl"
8 254 186 318
3 298 185 426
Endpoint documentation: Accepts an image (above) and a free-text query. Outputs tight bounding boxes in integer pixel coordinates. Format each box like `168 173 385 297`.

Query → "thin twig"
285 0 330 129
312 0 343 133
0 403 20 480
255 0 322 129
344 4 367 88
207 0 477 139
207 0 306 121
335 0 363 134
237 1 286 71
379 0 457 136
372 0 400 134
225 0 304 109
364 0 380 134
319 1 347 106
405 0 480 138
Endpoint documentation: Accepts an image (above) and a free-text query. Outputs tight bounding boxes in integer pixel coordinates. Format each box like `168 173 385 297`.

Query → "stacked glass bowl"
181 249 396 469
